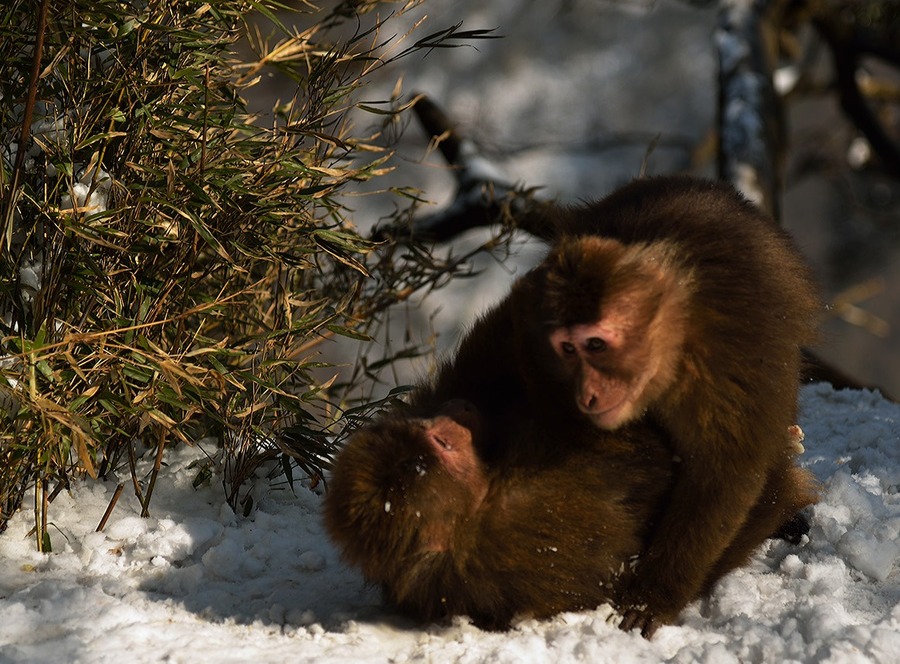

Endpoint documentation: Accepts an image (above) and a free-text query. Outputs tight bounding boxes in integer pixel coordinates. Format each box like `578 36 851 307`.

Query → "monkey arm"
618 444 769 637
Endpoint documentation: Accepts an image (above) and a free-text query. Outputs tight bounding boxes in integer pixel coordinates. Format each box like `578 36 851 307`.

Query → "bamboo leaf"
325 324 371 341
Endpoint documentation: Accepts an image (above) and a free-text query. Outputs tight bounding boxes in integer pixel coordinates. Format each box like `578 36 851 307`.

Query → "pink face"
416 405 488 552
549 321 638 429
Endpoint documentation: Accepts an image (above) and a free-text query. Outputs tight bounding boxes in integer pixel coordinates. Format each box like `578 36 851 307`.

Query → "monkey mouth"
583 398 629 428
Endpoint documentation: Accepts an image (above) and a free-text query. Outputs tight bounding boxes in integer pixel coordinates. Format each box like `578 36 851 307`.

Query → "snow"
1 383 899 663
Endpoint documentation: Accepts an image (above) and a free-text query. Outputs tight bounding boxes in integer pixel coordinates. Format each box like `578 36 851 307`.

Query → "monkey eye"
432 435 452 450
560 341 576 355
586 337 607 352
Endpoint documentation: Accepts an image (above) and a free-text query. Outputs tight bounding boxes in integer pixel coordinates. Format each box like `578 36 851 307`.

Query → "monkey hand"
618 606 663 639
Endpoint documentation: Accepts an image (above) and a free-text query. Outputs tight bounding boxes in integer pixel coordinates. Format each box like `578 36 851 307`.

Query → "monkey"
386 176 818 636
324 397 677 630
500 176 822 636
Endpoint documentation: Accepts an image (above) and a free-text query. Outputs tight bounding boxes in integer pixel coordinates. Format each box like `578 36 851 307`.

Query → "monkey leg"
701 463 818 595
768 425 812 543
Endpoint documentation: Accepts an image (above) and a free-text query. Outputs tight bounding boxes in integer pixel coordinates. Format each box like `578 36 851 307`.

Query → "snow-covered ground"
1 383 899 663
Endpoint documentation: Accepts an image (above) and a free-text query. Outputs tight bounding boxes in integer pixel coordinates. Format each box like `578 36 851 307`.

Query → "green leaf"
325 324 371 341
281 454 295 491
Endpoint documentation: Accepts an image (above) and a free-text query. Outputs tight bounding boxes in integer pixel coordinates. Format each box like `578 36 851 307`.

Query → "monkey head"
538 235 692 430
324 399 488 585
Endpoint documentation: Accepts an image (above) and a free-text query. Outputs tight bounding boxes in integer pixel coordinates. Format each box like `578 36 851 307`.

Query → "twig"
140 431 167 518
830 277 890 338
47 477 68 503
33 474 43 551
2 0 50 248
96 483 125 532
127 440 145 505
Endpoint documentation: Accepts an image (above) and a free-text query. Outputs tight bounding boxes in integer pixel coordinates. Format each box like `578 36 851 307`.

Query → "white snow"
1 383 899 663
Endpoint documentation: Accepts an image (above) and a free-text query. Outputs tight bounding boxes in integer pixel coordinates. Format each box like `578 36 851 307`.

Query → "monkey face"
324 403 489 579
549 323 639 428
540 236 688 430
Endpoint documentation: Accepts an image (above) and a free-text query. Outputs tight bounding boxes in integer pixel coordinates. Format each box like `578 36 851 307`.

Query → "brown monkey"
324 398 676 630
505 176 821 635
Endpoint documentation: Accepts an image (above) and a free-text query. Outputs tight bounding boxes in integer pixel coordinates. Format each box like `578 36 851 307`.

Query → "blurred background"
248 0 900 399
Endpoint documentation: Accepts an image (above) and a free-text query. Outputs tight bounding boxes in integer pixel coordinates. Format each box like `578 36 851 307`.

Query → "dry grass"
0 0 506 547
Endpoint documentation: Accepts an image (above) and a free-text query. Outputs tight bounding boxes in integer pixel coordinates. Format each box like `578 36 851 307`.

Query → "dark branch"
813 14 900 176
372 95 553 243
715 0 785 220
381 1 792 243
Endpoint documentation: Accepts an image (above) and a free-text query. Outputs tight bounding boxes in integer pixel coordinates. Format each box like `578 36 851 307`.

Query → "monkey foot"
787 424 805 454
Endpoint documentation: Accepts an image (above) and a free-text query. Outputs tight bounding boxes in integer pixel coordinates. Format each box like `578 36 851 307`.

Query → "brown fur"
324 400 675 630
